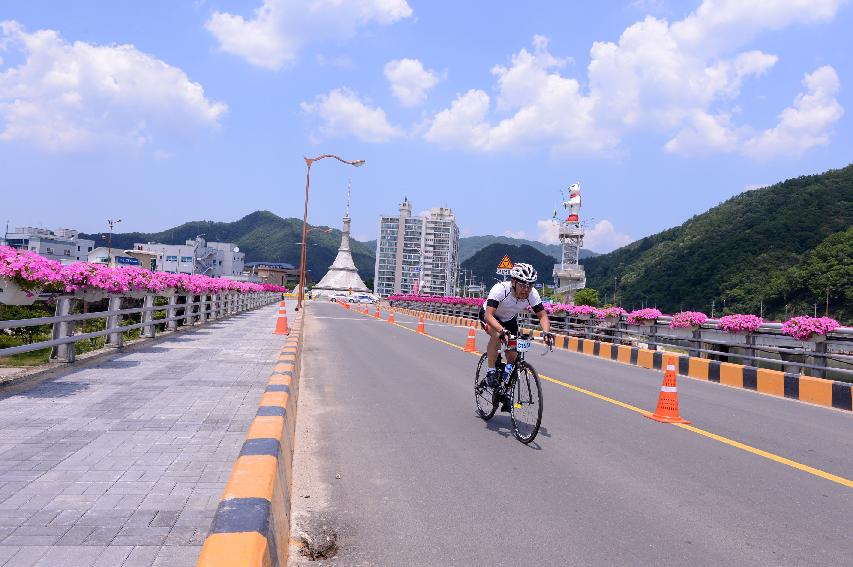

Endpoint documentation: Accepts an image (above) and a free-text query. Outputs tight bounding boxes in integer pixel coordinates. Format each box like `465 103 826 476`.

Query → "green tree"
574 288 600 306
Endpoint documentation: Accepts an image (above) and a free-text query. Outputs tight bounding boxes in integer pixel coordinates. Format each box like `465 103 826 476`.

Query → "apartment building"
373 199 459 297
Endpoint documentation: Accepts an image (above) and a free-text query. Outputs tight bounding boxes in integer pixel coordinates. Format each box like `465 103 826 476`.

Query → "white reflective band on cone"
660 386 677 393
666 365 676 371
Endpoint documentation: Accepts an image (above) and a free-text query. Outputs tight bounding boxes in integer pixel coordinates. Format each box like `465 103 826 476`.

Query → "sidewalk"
0 303 286 567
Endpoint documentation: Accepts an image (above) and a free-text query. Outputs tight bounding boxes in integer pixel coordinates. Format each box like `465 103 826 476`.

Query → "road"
289 301 853 566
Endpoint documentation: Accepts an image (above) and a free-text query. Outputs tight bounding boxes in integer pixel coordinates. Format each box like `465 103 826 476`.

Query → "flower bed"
626 308 662 326
718 314 763 333
388 294 484 307
669 311 708 329
0 246 287 302
781 316 840 341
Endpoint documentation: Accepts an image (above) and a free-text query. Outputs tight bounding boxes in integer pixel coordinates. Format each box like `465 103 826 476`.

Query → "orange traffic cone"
387 308 395 323
274 303 289 335
464 321 477 352
417 315 426 335
646 356 690 424
374 305 381 319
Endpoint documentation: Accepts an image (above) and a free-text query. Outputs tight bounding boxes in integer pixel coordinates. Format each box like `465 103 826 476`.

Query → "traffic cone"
374 305 381 319
387 308 395 323
417 315 426 335
464 321 477 352
274 303 289 335
645 356 690 424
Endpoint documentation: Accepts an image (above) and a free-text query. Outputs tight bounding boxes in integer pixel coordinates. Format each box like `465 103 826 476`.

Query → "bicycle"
474 333 549 444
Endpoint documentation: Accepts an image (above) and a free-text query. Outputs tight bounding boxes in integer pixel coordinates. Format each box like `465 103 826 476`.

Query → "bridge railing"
388 301 853 381
0 292 280 364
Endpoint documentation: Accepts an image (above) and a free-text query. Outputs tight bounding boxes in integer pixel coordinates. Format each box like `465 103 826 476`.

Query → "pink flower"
781 316 839 341
594 306 627 319
670 311 708 329
627 308 662 325
718 314 763 333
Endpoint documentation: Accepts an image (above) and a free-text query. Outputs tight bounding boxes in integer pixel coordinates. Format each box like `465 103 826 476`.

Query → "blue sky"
1 1 850 253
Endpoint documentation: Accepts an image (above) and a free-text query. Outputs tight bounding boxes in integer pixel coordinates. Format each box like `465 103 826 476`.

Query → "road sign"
496 255 513 275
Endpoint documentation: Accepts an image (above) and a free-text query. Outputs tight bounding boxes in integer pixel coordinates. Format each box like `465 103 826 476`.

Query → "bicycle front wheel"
474 353 497 420
510 362 543 444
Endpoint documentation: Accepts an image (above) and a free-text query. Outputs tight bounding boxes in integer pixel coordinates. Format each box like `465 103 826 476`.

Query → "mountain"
583 164 853 321
80 211 376 283
460 243 559 289
458 235 596 262
363 235 596 263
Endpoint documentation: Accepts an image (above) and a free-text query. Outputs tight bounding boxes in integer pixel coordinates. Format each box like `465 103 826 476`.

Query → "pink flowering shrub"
0 246 66 292
388 294 484 306
670 311 708 329
594 306 627 319
626 308 662 325
1 246 285 298
781 316 839 341
718 314 763 333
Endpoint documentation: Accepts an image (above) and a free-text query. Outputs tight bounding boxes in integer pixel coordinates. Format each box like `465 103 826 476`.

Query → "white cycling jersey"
484 281 543 322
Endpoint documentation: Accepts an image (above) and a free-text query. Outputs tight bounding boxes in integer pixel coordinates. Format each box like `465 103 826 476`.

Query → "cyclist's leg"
504 317 519 365
479 307 502 369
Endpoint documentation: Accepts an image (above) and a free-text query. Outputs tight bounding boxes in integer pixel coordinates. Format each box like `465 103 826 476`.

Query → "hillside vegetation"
460 243 558 289
81 211 376 282
584 164 853 321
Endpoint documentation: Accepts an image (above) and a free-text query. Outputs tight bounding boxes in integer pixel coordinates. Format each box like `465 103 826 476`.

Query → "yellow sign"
497 255 513 270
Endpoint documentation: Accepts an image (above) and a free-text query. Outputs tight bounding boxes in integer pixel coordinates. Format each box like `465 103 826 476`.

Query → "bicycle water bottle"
503 363 514 380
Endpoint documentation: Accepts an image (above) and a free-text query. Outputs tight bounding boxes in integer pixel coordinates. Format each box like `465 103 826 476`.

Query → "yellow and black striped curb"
196 312 304 567
392 307 852 412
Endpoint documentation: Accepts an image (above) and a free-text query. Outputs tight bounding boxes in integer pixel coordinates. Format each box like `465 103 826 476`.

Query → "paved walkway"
0 303 286 567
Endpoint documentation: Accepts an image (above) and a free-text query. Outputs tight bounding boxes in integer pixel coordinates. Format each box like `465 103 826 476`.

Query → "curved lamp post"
296 155 365 310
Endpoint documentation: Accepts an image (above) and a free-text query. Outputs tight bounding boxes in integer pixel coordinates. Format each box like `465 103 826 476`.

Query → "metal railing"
389 301 853 381
0 292 280 363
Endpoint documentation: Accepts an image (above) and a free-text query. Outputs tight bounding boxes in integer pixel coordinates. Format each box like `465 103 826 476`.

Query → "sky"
1 0 850 253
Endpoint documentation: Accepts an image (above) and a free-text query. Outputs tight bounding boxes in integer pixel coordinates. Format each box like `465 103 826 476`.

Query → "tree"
574 288 599 306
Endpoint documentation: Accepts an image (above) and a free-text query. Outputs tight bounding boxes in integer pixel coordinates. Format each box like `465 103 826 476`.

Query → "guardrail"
0 292 281 363
388 301 853 381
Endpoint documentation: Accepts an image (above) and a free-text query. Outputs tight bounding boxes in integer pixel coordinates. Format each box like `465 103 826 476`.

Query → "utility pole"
711 300 715 319
760 299 764 319
107 218 122 266
825 287 830 317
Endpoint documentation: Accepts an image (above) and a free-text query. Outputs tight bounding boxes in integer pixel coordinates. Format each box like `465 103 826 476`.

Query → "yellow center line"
348 307 853 490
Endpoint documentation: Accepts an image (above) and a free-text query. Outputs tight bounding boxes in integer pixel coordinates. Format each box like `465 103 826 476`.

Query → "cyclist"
479 263 554 394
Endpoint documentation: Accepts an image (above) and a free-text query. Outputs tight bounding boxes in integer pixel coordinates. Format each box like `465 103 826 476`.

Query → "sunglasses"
514 281 533 289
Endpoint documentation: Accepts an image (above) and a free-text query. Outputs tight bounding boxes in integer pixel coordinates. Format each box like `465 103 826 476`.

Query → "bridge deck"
0 303 285 567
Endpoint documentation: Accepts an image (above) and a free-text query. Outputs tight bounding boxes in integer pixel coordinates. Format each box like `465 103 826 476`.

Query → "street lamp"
107 218 121 266
296 155 365 310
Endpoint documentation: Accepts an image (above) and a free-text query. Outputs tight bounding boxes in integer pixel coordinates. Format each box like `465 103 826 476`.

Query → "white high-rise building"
373 199 459 297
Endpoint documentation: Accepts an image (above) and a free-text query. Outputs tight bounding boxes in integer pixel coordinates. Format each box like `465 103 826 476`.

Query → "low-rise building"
2 227 95 263
244 262 300 288
131 237 244 276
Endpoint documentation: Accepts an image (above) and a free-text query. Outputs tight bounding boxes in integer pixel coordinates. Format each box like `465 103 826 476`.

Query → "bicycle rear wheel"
474 353 497 420
510 362 543 443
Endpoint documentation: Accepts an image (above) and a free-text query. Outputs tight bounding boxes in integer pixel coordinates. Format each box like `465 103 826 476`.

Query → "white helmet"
510 263 537 284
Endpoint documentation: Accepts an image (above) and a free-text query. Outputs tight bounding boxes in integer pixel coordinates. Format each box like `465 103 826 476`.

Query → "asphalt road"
289 302 853 566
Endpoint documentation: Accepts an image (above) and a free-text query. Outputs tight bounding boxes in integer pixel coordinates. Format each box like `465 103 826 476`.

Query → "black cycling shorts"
478 306 519 336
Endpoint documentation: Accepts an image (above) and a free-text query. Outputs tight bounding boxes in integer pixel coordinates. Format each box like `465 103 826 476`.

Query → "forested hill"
461 243 558 289
584 164 853 321
80 211 376 281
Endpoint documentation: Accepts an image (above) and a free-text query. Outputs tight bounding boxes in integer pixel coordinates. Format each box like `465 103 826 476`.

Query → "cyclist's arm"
483 304 505 335
532 303 551 334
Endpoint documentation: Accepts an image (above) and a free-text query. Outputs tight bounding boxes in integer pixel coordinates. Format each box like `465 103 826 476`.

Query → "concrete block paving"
0 303 286 566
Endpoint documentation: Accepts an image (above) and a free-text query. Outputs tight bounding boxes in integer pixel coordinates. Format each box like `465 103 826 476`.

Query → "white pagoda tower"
312 182 370 298
552 182 586 303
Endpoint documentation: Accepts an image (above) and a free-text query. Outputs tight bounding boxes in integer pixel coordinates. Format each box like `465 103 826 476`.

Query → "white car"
354 294 377 304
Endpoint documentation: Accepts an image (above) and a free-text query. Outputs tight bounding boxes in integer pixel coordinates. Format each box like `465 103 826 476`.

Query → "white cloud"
536 219 560 244
0 21 226 153
584 220 633 253
206 0 412 70
423 1 843 159
384 58 440 107
742 66 843 160
503 230 527 239
300 88 401 143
